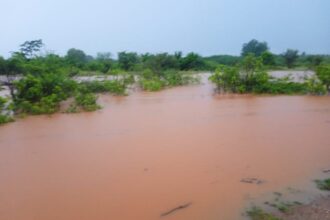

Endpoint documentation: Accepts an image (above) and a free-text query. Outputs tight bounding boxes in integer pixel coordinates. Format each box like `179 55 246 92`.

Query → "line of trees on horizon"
1 39 330 125
1 39 330 76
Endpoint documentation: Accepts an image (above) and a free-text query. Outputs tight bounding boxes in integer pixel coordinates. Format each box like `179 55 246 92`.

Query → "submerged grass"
315 178 330 191
247 207 280 220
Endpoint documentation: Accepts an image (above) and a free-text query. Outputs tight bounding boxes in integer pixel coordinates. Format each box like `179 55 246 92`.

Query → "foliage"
283 49 299 69
0 97 14 124
204 55 241 67
246 207 280 220
209 65 240 92
139 78 165 91
180 52 206 70
316 64 330 91
20 39 43 59
66 48 88 68
209 55 316 95
74 92 100 112
305 76 327 95
14 73 77 114
242 39 269 57
79 74 134 95
143 53 180 75
315 178 330 190
261 51 275 66
118 51 139 71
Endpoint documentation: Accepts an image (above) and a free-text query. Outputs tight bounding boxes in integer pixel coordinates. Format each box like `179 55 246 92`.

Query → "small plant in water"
246 207 280 220
315 178 330 190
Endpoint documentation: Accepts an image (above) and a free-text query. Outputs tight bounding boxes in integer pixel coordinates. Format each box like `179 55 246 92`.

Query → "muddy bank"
0 78 329 220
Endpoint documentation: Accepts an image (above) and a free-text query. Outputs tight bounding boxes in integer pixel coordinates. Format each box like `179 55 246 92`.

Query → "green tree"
209 65 240 92
261 51 275 66
316 64 330 92
66 48 87 68
241 39 269 57
180 52 205 70
283 49 299 69
143 53 180 75
20 39 43 59
118 52 139 71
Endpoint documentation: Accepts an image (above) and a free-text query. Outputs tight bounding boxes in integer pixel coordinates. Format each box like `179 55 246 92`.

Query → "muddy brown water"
1 76 330 220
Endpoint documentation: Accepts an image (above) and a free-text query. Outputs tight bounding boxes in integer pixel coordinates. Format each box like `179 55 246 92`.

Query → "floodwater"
0 75 330 220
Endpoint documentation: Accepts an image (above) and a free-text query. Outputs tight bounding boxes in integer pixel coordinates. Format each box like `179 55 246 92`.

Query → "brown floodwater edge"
0 79 330 220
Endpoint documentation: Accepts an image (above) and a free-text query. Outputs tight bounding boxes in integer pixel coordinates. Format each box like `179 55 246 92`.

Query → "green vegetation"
316 64 330 92
0 97 14 124
265 201 302 214
138 69 199 91
241 39 269 57
315 178 330 190
0 39 330 125
247 207 280 220
209 54 327 95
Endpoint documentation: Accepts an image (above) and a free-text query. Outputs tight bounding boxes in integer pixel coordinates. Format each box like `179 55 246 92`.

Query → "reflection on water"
0 78 330 220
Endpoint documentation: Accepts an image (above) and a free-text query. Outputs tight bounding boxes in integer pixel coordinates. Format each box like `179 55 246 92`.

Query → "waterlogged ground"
0 75 330 220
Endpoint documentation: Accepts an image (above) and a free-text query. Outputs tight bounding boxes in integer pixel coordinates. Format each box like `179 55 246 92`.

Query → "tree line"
0 39 330 125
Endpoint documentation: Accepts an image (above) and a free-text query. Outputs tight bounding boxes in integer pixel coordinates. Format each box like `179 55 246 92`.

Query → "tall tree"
118 52 139 71
66 48 87 68
241 39 269 57
283 49 299 69
20 39 43 59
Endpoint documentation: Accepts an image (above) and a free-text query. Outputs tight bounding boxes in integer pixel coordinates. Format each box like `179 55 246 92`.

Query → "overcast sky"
1 0 329 57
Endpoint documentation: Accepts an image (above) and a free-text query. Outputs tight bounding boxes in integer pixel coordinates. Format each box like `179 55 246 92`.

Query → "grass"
247 207 280 220
315 178 330 190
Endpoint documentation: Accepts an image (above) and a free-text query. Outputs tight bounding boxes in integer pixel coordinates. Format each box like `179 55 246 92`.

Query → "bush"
164 70 199 87
79 79 128 95
14 73 77 114
74 92 100 112
315 178 330 191
247 207 279 220
0 97 14 124
316 64 330 92
139 78 164 91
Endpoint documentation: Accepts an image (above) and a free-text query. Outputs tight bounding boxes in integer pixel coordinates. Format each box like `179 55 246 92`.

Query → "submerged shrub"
247 207 280 220
74 92 100 112
0 97 14 124
139 78 164 91
79 74 134 95
315 178 330 191
14 73 77 114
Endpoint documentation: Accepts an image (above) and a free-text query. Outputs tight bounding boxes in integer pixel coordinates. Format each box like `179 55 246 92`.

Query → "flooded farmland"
0 77 330 220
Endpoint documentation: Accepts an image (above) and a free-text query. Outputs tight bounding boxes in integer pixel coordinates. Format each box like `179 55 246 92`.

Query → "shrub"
247 207 280 220
316 64 330 92
315 178 330 190
139 78 164 91
0 97 14 124
14 73 77 114
74 92 100 112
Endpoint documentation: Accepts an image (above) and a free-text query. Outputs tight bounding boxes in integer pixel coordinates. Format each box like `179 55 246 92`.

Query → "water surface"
0 78 330 220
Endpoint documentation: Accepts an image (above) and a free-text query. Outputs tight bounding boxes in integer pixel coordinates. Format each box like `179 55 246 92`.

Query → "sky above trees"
1 0 329 57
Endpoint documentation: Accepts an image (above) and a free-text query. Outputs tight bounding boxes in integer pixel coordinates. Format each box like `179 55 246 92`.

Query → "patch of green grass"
315 178 330 190
247 207 280 220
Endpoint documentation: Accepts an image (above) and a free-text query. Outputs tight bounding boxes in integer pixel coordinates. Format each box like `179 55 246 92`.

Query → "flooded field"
0 77 330 220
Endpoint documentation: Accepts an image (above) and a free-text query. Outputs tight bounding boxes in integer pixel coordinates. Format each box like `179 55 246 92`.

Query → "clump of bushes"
138 69 200 91
79 73 134 95
14 73 77 114
209 54 328 95
73 92 100 112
